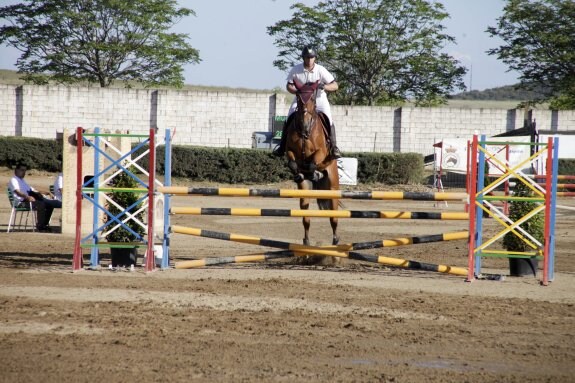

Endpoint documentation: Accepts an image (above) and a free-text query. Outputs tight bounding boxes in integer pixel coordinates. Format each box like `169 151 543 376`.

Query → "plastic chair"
6 187 37 232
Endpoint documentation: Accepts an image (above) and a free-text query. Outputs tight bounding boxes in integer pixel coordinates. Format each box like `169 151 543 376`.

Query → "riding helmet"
301 46 317 58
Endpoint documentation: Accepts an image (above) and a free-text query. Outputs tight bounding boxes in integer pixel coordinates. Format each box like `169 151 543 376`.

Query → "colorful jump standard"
72 127 172 272
467 135 558 285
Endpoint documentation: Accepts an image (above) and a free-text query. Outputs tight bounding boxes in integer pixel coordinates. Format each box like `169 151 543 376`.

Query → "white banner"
435 136 532 175
337 157 358 185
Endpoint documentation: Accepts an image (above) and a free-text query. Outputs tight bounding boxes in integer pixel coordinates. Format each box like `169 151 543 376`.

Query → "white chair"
6 187 37 232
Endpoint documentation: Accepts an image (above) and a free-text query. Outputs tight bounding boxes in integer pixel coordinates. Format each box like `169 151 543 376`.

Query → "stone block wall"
1 84 575 157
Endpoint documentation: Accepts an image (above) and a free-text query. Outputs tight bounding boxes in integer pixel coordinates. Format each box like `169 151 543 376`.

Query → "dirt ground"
1 168 574 383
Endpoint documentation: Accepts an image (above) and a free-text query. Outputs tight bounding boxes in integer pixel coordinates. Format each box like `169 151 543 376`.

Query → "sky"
0 0 519 92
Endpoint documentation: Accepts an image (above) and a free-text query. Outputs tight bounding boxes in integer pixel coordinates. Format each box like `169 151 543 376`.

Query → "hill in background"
450 84 550 101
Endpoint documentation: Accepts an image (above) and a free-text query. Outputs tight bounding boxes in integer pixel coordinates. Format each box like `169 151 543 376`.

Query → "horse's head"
294 78 320 136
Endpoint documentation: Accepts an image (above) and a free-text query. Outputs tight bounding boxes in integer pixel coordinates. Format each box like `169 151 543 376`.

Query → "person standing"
53 172 63 202
273 46 341 158
9 164 61 232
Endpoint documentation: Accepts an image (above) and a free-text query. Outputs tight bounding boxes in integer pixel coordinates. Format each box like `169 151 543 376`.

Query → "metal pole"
145 128 156 272
162 129 171 269
72 127 84 271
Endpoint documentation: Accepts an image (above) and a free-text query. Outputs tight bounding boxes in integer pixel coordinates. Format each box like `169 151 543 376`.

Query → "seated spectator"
8 164 62 232
53 172 63 202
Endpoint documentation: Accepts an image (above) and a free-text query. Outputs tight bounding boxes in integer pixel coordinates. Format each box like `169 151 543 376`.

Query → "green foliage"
0 0 200 88
503 181 544 252
0 136 62 171
353 152 424 184
1 136 424 185
267 0 466 106
103 170 146 243
135 145 423 185
558 159 575 176
487 0 575 109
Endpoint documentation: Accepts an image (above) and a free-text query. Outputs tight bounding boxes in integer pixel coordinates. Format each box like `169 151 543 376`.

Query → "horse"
284 78 340 252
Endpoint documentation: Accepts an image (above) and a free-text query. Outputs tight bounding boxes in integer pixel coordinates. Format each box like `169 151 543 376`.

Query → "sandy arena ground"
0 168 574 383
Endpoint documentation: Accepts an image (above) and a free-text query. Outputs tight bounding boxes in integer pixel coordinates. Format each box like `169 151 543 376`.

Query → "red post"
145 128 156 272
466 135 478 282
72 127 84 271
465 140 471 213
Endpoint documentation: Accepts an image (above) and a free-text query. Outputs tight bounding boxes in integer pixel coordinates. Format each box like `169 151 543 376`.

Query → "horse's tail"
317 198 331 210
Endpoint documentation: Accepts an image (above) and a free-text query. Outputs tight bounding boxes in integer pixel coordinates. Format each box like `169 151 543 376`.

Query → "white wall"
1 84 575 157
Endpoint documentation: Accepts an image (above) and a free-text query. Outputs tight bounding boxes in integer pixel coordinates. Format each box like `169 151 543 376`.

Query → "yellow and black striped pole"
170 207 469 220
326 231 469 250
171 225 469 276
175 231 469 268
176 250 294 269
159 186 467 201
347 252 468 276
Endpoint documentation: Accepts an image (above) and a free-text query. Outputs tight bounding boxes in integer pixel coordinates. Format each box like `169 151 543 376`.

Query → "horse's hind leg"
300 196 311 246
330 199 339 245
302 218 310 246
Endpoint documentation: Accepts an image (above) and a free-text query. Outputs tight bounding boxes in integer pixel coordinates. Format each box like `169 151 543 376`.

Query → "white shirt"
9 176 35 203
286 62 335 121
53 173 63 201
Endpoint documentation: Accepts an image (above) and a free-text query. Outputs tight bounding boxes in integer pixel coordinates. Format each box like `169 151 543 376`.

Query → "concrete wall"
2 84 575 157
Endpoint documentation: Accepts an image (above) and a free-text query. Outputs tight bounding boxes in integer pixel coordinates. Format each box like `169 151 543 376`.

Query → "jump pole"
171 225 468 276
159 186 467 201
170 207 469 220
72 127 84 271
176 251 296 269
176 250 468 276
175 231 469 268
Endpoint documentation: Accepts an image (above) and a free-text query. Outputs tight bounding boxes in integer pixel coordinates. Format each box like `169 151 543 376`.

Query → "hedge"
0 136 62 171
0 136 449 185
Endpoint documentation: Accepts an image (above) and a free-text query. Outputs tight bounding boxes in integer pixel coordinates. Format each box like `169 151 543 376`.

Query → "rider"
273 46 342 158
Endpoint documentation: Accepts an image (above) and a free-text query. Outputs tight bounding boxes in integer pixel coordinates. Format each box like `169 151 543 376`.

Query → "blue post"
162 129 171 269
474 135 486 276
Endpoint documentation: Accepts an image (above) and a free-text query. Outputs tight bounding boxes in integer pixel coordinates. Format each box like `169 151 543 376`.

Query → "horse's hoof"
294 173 304 183
303 238 310 246
313 170 324 182
332 237 339 245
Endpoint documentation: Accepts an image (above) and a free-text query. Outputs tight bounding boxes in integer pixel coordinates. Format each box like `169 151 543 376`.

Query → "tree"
0 0 200 87
487 0 575 109
267 0 466 106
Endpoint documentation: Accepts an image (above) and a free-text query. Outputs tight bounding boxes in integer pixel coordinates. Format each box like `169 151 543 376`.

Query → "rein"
295 87 318 139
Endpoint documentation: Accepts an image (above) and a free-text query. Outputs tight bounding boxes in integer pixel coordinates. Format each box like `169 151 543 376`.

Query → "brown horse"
285 79 340 248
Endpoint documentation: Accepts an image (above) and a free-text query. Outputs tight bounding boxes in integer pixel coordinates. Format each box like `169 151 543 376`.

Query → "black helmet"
301 46 317 58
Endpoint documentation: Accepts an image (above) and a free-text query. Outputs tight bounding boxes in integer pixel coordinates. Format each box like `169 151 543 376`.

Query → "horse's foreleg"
287 153 305 184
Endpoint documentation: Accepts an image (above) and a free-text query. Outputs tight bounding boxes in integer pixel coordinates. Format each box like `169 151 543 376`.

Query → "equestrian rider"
273 46 342 158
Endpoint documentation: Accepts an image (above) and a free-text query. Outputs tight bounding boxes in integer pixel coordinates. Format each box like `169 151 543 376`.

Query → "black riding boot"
273 120 291 157
329 124 342 158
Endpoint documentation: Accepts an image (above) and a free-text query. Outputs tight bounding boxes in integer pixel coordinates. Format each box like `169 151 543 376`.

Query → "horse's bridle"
295 87 318 140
